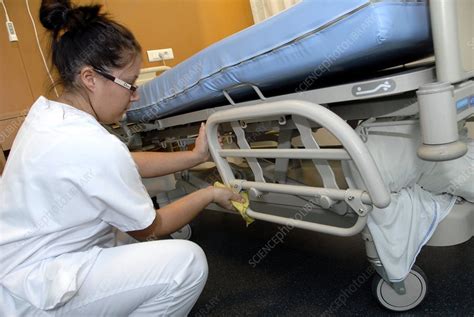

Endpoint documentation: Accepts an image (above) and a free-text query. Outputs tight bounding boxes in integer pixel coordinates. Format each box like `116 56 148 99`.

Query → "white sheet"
418 126 474 202
368 186 455 282
346 122 473 282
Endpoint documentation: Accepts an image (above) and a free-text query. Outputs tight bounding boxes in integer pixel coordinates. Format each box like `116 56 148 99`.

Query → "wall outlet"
6 21 18 42
147 48 174 62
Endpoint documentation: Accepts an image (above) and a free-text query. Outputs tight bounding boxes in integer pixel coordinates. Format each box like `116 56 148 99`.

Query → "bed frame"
112 0 473 311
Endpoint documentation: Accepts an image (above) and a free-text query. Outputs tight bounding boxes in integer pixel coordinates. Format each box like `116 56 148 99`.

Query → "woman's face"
93 54 142 124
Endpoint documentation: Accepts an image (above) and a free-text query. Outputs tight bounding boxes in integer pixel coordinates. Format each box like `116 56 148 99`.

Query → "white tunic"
0 97 156 310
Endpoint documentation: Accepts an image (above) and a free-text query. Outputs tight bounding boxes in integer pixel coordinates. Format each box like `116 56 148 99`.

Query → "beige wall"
104 0 254 68
0 0 254 150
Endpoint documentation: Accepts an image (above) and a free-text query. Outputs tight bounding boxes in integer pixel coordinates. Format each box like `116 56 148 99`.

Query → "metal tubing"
218 148 351 160
206 100 391 208
235 180 373 205
246 207 367 237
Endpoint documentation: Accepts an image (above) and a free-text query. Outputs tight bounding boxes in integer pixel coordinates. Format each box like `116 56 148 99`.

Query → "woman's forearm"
131 151 203 178
151 187 214 237
127 187 214 241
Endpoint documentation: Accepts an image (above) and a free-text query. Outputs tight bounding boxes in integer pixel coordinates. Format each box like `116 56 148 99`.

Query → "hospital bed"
112 0 474 311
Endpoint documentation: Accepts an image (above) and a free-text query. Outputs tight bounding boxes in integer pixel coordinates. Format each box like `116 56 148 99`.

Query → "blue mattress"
127 0 433 123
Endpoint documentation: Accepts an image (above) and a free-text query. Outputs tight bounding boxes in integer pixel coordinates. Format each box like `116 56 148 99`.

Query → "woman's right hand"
209 187 244 211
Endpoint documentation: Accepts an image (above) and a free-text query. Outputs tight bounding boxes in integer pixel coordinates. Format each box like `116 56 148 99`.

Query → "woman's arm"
127 186 242 241
131 150 204 178
131 123 210 178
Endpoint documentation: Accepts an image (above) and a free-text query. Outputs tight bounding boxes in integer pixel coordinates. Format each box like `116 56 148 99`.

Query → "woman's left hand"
193 123 210 163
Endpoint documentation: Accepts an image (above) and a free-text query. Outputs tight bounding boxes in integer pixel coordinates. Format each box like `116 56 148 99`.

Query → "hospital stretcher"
112 0 474 311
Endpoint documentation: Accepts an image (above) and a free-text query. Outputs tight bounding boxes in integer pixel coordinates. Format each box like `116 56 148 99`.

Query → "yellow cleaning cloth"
214 182 254 226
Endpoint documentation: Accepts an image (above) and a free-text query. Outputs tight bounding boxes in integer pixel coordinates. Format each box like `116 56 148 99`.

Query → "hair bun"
40 1 103 33
67 5 102 30
39 0 71 31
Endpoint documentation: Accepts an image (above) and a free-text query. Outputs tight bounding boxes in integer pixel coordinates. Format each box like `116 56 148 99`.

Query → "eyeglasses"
93 68 138 92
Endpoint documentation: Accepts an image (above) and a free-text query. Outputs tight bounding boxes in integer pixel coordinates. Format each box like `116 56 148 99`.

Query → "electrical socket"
147 48 174 62
6 21 18 42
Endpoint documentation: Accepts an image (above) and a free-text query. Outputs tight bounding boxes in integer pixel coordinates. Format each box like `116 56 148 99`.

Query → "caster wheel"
372 265 428 312
170 224 192 240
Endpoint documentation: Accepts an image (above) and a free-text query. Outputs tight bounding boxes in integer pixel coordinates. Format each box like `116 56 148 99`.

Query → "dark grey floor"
188 210 474 317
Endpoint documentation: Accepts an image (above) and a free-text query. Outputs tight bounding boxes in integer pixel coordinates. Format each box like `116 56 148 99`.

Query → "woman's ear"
79 67 97 92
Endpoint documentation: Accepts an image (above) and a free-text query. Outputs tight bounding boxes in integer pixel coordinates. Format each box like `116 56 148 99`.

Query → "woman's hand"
209 187 244 211
193 123 210 163
192 122 224 165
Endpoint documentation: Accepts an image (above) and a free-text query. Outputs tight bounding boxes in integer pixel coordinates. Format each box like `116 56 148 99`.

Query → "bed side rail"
206 100 390 237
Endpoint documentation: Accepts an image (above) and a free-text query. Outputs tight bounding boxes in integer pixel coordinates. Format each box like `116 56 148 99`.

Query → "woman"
0 1 242 315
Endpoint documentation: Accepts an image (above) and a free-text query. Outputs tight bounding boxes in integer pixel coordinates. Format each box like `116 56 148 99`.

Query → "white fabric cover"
345 122 473 282
418 127 474 202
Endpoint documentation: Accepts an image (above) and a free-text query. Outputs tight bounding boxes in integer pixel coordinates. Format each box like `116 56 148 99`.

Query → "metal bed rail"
206 100 391 237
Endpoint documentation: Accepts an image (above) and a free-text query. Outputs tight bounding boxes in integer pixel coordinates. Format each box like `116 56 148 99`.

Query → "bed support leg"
417 82 467 161
274 128 293 183
362 228 407 295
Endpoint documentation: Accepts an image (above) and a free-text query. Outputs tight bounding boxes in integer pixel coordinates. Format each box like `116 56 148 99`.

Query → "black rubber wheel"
372 265 428 311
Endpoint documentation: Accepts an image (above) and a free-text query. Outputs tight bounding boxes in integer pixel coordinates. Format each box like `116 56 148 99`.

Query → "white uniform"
0 97 207 316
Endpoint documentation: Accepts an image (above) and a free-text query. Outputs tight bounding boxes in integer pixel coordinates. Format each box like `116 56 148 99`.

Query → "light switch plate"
147 48 174 62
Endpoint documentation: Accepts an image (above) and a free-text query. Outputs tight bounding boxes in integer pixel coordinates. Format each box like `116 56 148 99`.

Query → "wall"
104 0 255 68
0 0 254 150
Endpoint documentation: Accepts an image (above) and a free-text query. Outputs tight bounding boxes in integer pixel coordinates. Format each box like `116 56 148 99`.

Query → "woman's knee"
170 240 208 284
145 240 208 286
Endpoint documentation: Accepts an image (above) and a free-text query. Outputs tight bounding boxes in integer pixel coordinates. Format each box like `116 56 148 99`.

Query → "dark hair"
39 0 141 89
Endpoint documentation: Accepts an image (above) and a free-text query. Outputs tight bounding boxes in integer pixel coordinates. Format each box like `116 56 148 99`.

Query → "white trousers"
0 239 208 316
